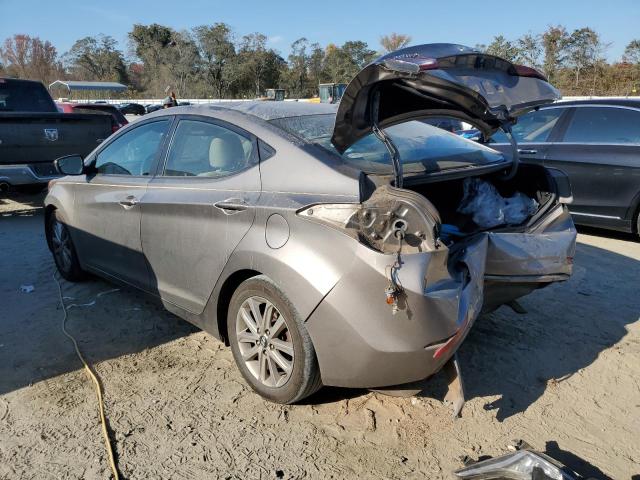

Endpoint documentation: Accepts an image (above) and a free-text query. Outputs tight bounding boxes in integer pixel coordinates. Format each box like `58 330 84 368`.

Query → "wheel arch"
44 204 57 251
215 269 262 345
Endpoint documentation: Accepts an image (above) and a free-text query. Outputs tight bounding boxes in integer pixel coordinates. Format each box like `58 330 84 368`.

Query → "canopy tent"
48 80 128 93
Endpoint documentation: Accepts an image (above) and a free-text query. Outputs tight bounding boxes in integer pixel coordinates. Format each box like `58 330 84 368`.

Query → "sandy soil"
0 192 638 479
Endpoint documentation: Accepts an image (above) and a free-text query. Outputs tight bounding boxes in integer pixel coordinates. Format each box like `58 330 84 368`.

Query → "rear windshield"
269 114 505 175
74 104 127 125
0 80 57 112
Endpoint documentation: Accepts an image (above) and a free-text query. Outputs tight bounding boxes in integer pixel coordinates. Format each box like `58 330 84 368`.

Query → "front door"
74 119 172 288
488 107 567 167
140 117 261 313
543 106 640 228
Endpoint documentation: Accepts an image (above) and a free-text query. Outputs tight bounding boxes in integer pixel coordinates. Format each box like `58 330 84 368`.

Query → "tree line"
1 24 639 99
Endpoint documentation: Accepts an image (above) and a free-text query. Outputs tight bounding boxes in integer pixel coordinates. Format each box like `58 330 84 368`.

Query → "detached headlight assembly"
297 185 440 254
455 450 580 480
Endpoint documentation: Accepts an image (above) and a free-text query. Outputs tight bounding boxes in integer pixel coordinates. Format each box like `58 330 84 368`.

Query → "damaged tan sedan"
46 44 576 411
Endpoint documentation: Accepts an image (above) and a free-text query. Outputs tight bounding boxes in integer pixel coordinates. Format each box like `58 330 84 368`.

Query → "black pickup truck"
0 78 112 192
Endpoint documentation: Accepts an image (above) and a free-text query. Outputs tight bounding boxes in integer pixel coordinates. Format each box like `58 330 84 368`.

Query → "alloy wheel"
51 218 73 273
235 296 294 388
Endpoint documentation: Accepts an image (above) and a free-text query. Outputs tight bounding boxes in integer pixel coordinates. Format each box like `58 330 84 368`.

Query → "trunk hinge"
371 90 403 188
501 121 519 180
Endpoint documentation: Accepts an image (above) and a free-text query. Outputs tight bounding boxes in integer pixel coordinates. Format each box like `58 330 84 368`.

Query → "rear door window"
163 119 256 177
490 108 564 143
0 79 57 112
562 107 640 144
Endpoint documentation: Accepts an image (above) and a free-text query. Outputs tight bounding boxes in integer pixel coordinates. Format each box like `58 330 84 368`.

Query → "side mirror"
54 155 84 175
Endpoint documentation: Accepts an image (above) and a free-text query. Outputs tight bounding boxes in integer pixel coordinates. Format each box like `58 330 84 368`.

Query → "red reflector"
418 58 439 71
433 330 461 360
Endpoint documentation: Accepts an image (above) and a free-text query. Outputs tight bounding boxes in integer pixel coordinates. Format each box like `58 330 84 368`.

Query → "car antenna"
371 90 403 188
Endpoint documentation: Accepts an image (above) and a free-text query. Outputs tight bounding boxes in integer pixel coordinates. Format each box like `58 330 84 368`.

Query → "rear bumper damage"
305 204 576 400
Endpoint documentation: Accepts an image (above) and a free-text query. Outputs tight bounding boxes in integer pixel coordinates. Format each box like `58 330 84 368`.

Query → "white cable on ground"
53 273 120 480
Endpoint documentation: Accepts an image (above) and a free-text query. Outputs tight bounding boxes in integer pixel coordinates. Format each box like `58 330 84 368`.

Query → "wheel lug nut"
269 344 274 350
265 329 270 335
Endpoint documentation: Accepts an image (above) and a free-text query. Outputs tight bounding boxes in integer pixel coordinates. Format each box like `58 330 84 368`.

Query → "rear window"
562 107 640 144
0 79 57 112
270 114 505 175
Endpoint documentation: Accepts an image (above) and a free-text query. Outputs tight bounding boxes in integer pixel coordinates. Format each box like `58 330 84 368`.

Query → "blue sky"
1 0 638 61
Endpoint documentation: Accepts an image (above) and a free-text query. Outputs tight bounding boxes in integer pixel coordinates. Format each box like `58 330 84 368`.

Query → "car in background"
489 99 640 236
117 102 146 115
145 104 163 114
423 117 463 132
57 102 128 133
0 78 112 192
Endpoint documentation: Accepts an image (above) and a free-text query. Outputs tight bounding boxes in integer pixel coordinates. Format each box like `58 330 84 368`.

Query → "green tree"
541 25 570 84
236 33 283 97
64 35 128 84
485 35 519 62
286 37 311 97
193 23 236 98
566 27 606 88
516 33 542 68
623 39 640 64
308 42 325 92
128 23 174 96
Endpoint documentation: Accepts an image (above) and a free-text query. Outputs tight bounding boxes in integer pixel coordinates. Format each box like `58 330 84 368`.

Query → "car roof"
552 98 640 108
166 101 338 121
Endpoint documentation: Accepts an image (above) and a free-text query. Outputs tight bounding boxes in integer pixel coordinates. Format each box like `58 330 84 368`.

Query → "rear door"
74 119 172 288
487 107 569 167
140 116 261 313
544 105 640 229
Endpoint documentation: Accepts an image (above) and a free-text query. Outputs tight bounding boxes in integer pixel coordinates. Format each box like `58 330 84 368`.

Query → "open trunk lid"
331 43 560 154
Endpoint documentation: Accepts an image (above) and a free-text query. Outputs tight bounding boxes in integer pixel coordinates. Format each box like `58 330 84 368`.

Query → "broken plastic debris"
20 284 35 293
457 178 538 229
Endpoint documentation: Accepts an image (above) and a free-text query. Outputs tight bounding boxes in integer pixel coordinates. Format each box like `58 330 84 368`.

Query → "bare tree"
380 33 412 53
1 34 63 83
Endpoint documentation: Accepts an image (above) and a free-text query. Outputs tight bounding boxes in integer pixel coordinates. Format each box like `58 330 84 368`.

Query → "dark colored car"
145 104 163 114
489 99 640 235
423 117 464 132
0 78 112 191
57 102 128 133
117 102 146 115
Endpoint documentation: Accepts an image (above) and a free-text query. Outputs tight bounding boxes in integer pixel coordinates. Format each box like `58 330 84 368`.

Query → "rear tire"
47 211 85 281
227 275 322 404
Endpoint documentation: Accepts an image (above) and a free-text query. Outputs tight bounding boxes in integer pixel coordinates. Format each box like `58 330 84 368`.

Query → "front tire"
47 211 85 281
227 275 322 404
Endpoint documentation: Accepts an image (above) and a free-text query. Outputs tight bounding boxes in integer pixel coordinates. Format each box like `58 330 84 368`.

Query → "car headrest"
209 134 245 170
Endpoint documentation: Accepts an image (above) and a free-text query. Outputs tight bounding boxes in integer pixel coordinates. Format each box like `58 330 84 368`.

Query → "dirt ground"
0 192 638 480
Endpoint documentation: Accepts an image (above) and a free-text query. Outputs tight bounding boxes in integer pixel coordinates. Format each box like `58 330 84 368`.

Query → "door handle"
119 195 139 209
517 149 538 155
214 198 248 213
